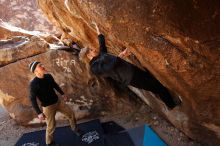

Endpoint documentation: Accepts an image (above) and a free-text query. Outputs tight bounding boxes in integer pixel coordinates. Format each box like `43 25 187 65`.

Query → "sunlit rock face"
0 0 56 32
0 21 55 67
0 36 48 67
37 0 220 145
0 22 31 39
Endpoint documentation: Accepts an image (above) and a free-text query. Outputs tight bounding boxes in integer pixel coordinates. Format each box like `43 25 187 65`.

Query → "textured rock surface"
0 21 31 39
37 0 220 145
0 21 69 67
0 0 56 32
0 36 48 67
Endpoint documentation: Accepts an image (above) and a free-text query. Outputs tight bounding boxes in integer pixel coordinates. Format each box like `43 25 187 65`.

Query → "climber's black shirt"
89 35 177 109
90 34 134 86
29 74 64 114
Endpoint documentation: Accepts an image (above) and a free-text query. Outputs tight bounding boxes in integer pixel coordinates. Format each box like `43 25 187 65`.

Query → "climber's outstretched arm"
94 23 107 54
98 34 107 54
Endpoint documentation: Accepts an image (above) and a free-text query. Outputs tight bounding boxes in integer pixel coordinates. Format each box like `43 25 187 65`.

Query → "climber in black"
79 23 178 109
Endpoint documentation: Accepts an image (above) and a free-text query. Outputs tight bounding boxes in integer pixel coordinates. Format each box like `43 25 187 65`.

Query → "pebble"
170 127 174 132
153 116 157 120
100 111 106 116
180 133 184 137
135 117 139 121
153 121 159 126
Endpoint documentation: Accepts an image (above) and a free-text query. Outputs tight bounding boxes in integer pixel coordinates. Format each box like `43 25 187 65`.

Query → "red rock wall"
37 0 220 145
0 0 56 32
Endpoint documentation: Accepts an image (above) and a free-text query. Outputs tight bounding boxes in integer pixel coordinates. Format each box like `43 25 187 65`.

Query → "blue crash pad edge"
142 125 167 146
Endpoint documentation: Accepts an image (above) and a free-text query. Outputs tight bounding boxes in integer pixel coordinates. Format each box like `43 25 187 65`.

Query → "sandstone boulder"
0 0 55 32
0 22 31 39
37 0 220 145
0 21 69 67
0 36 48 67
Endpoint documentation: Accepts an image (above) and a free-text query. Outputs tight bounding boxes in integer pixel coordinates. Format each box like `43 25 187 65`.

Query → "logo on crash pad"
81 131 100 144
22 142 39 146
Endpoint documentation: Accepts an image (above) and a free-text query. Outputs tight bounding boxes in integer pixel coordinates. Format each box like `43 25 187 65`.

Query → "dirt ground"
0 98 201 146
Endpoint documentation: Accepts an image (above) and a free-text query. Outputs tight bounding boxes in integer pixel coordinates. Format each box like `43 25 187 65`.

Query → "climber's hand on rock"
38 113 46 121
118 48 131 58
92 22 101 34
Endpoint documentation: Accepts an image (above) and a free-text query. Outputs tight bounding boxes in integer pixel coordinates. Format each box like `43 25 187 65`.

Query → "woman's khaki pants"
43 100 76 144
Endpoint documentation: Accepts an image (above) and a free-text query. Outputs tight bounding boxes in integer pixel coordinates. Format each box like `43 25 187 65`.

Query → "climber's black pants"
129 66 176 108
